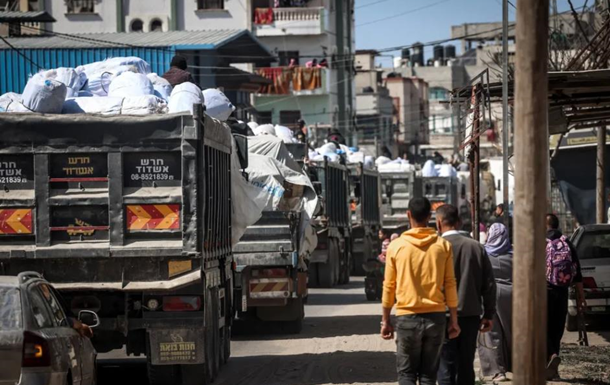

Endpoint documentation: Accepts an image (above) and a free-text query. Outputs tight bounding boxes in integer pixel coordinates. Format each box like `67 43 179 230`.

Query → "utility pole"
513 1 549 384
597 126 606 223
502 0 510 224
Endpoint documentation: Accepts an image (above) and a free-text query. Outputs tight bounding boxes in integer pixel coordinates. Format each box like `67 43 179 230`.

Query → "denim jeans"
437 316 481 385
395 312 446 385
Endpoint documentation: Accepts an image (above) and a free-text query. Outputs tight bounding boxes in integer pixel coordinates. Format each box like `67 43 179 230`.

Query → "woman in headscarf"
479 222 513 383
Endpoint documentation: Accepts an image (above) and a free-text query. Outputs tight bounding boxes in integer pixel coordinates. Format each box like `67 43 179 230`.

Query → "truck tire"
353 237 369 276
332 239 341 286
282 297 304 334
317 241 337 288
365 289 377 301
222 325 231 364
308 262 319 287
566 315 578 332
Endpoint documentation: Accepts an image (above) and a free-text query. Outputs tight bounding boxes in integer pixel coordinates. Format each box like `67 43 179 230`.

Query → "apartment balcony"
255 66 330 96
253 7 326 37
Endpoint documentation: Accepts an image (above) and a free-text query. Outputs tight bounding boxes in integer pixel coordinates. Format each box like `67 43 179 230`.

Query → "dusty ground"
98 277 610 385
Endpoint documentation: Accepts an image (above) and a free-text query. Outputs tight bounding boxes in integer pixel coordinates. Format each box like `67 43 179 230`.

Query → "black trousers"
437 316 481 385
547 286 569 360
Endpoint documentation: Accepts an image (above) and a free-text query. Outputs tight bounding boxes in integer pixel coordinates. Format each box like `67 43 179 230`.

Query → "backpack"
545 236 577 287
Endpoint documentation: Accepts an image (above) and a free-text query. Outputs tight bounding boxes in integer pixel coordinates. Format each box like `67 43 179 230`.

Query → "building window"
130 18 144 32
66 0 95 14
150 19 163 32
280 110 301 130
257 111 273 125
278 51 299 67
429 87 449 101
197 0 224 10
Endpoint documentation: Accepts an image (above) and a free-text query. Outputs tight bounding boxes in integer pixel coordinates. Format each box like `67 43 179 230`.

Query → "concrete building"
354 50 395 157
251 1 356 141
385 75 429 158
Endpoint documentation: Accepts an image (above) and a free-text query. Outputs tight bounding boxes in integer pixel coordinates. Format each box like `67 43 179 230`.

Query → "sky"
355 0 592 65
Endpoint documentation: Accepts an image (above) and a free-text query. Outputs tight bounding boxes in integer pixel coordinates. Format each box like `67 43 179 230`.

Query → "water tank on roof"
401 48 411 60
444 44 456 59
411 42 424 67
433 45 444 63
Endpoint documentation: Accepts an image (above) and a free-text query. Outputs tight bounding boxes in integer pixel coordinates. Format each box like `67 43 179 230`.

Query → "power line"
357 0 451 27
0 35 41 70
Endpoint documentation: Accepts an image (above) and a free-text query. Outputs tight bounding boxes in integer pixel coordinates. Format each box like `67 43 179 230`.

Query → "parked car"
568 224 610 331
0 272 99 385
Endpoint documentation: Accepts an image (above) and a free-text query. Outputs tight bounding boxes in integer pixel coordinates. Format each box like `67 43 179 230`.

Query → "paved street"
97 277 610 385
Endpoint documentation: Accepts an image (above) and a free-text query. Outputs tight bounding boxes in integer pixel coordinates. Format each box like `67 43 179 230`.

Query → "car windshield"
0 287 22 330
576 230 610 260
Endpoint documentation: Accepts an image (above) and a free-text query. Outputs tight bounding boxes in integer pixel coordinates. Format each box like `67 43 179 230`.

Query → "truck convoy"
307 159 352 288
349 164 382 276
0 109 236 385
232 142 310 333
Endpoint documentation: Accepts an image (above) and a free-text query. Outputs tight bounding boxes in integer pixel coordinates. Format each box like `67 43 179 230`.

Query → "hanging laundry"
292 67 322 91
254 8 274 25
258 67 291 94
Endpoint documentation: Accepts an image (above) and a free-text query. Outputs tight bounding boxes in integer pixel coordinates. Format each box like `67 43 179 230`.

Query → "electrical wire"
357 0 451 28
0 35 42 70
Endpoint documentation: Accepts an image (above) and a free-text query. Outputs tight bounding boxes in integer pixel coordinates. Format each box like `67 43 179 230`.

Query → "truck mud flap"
148 329 205 365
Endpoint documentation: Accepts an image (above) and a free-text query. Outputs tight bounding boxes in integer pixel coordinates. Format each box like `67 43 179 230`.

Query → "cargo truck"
307 160 352 288
380 171 422 234
0 108 238 385
348 164 382 276
423 176 459 226
232 143 308 333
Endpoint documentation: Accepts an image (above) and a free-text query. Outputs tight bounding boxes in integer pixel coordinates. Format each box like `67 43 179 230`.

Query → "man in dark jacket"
162 55 196 88
545 214 586 380
436 204 497 385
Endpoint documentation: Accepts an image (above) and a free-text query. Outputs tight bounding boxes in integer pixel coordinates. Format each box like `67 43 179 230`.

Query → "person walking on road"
381 197 461 385
545 213 586 381
436 204 497 385
478 223 513 383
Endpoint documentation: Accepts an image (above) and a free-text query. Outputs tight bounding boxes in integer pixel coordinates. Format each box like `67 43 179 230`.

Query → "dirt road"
98 277 610 385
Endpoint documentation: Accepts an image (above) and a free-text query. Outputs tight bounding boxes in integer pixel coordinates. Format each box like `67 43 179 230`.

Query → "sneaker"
492 373 508 383
546 354 561 381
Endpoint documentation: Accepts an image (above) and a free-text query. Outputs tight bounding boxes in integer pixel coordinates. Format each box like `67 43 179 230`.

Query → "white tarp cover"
147 73 173 101
202 88 235 121
168 82 204 114
246 135 318 259
62 95 168 115
108 72 154 98
378 158 417 173
22 78 67 114
0 93 27 112
231 138 266 246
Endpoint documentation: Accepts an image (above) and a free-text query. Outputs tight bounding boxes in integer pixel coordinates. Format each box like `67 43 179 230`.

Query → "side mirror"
78 310 100 328
233 134 249 170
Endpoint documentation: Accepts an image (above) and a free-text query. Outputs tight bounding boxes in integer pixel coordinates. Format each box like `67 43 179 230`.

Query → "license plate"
149 329 204 365
591 306 606 312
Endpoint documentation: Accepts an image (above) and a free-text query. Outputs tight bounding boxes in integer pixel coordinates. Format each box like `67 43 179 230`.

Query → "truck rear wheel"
180 364 208 385
317 240 338 288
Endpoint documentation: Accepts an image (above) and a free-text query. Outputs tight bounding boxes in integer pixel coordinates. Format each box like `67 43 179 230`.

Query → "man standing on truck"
162 55 197 88
381 197 461 385
435 204 496 385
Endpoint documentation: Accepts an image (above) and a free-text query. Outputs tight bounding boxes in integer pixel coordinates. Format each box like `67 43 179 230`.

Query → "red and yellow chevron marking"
126 205 180 231
249 279 290 293
0 208 33 235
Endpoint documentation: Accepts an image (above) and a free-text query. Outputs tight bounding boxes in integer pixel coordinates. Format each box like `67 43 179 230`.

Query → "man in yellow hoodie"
381 197 461 385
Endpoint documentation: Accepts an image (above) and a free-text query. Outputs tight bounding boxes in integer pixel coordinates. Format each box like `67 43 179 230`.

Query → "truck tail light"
583 277 598 289
162 296 201 312
22 331 51 367
252 268 288 278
